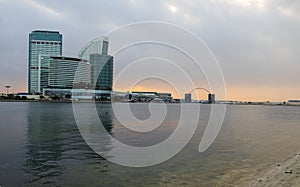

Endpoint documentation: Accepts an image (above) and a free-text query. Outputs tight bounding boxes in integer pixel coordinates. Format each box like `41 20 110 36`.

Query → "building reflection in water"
24 103 113 186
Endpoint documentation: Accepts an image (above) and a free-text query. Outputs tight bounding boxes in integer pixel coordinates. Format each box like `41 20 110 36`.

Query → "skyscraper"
208 93 216 104
89 54 113 91
28 30 62 93
79 36 113 91
185 93 192 103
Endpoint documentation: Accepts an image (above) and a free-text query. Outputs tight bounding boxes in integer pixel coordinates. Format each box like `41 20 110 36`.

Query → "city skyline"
26 30 114 96
0 0 300 101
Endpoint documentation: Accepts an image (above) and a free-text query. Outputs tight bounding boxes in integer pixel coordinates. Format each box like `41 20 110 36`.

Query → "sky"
0 0 299 101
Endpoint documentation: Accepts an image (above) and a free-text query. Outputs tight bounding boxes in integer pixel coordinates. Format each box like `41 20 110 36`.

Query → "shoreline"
0 100 110 103
244 152 300 186
1 100 300 106
0 99 299 106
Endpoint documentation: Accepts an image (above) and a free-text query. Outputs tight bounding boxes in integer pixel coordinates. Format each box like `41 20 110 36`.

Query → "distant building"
185 93 192 103
208 93 216 104
43 88 112 100
288 100 300 105
48 56 92 89
131 92 173 102
89 54 113 91
156 93 173 102
28 30 62 93
288 100 300 103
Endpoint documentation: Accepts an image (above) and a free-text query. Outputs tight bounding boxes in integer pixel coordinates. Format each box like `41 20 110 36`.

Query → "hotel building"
48 56 92 89
28 30 62 93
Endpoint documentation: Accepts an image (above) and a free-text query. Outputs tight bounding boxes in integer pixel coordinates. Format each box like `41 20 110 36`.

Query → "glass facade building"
28 30 62 93
28 32 114 94
78 36 113 91
39 55 51 92
89 54 113 91
48 56 92 89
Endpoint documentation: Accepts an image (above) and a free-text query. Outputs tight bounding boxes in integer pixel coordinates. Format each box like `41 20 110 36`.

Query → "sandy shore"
244 152 300 187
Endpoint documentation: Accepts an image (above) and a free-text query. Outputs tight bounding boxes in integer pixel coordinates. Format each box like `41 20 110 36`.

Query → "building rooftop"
29 30 62 42
32 30 60 34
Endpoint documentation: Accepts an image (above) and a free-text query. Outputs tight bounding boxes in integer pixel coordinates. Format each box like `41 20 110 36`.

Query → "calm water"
0 102 300 186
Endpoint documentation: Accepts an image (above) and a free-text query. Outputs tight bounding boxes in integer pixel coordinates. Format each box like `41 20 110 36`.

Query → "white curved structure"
78 36 109 60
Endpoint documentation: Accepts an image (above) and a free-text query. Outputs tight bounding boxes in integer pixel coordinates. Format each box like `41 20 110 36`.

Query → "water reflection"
110 103 182 147
24 103 114 186
0 102 29 186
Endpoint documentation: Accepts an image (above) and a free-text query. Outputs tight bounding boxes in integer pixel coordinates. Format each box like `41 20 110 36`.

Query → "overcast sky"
0 0 299 101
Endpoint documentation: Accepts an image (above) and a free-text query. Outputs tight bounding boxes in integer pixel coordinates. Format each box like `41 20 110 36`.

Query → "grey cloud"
0 0 299 99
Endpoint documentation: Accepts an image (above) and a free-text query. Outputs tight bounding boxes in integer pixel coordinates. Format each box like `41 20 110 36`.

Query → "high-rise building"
89 54 113 91
48 56 92 89
185 93 192 103
28 30 62 93
208 93 216 104
78 36 113 91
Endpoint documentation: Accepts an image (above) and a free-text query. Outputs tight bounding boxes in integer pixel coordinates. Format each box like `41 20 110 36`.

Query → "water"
0 102 300 186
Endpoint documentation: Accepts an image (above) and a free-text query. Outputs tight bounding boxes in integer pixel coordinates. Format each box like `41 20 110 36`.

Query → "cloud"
168 4 178 13
209 0 263 10
23 0 62 17
0 0 299 101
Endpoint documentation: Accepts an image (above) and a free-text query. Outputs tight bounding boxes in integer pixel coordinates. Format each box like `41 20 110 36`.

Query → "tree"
51 95 60 100
21 96 27 100
7 94 14 99
15 96 21 100
65 94 71 99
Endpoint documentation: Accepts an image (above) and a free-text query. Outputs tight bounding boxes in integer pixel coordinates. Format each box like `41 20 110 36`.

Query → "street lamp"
5 86 11 95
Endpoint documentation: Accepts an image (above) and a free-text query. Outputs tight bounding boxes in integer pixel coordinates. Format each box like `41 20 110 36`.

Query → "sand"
244 152 300 187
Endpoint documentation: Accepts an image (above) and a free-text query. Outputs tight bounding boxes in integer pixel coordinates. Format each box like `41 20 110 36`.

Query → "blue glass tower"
28 30 62 93
89 54 113 91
